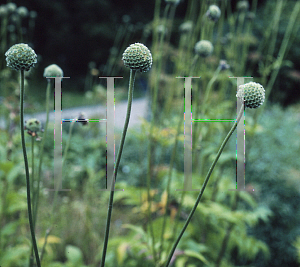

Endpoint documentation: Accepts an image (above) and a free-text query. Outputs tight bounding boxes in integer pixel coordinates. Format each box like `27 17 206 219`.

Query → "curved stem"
159 101 184 259
164 103 244 267
20 70 41 267
100 69 136 267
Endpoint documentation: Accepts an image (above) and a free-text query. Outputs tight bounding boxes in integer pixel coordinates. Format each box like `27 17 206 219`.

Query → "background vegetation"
0 0 300 266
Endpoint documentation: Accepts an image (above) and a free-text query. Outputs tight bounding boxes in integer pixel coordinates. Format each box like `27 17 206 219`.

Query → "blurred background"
0 0 300 267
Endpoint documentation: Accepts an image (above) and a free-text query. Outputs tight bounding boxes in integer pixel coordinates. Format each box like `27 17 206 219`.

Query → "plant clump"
122 42 152 72
236 82 265 109
5 43 37 71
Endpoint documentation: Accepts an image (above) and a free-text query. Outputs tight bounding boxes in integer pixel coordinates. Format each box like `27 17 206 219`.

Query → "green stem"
28 135 36 267
100 69 136 267
34 80 51 228
31 136 35 220
164 103 244 267
159 101 184 259
41 118 73 263
62 119 76 167
20 70 41 267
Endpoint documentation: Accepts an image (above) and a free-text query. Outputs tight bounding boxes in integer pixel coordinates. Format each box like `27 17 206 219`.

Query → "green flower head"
24 118 42 137
206 5 221 22
194 40 214 57
5 43 37 71
43 64 64 78
122 43 152 72
236 82 265 109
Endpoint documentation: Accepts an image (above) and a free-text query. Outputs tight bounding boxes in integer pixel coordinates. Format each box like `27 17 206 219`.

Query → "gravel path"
1 97 149 132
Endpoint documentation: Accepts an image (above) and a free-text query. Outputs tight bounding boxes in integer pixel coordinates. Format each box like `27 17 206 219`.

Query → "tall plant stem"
100 69 136 267
164 103 244 267
41 112 76 263
159 101 184 260
34 80 51 226
19 70 41 267
28 135 36 267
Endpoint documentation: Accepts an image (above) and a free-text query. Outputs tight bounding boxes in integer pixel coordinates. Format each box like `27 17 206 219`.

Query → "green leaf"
65 245 84 264
0 161 14 175
184 249 210 265
122 224 147 239
1 221 20 238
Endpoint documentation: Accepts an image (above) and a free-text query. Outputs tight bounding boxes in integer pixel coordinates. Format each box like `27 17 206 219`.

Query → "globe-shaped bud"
29 11 37 19
43 64 63 78
122 43 152 72
236 82 265 109
237 1 249 11
206 5 221 22
194 40 214 57
5 43 37 71
17 6 28 18
24 118 42 136
179 21 193 34
6 3 17 13
0 5 8 17
219 60 230 70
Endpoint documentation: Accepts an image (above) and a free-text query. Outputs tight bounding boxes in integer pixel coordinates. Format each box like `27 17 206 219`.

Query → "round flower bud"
179 21 193 34
29 11 37 19
194 40 214 57
122 43 152 72
236 82 265 109
156 24 167 35
6 3 17 13
246 12 255 20
0 5 8 17
219 60 230 70
43 64 63 78
17 6 28 18
25 118 41 132
206 5 221 22
5 43 37 71
237 1 249 11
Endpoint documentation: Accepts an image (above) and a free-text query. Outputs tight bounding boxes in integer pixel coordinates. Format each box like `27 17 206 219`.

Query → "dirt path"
0 97 149 132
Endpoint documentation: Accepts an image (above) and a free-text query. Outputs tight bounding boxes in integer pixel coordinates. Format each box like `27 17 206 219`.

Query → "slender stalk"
41 113 75 263
34 80 51 227
100 69 136 267
28 135 36 267
164 103 244 267
19 70 41 267
159 101 184 259
31 136 35 219
62 119 76 167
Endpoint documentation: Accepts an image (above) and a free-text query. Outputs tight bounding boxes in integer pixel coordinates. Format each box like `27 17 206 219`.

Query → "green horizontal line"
192 119 235 122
